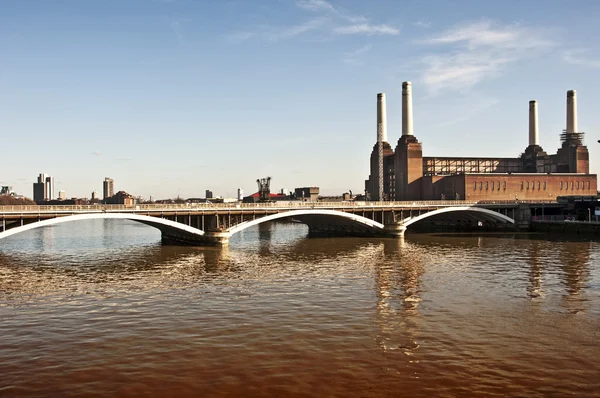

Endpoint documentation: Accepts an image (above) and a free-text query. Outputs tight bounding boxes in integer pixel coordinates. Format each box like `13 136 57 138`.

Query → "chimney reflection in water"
375 236 424 355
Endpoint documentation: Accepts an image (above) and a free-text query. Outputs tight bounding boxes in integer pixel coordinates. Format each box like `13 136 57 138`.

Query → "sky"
1 0 600 199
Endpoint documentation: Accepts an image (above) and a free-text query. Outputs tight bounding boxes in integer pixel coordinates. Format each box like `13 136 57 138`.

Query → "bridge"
0 200 540 246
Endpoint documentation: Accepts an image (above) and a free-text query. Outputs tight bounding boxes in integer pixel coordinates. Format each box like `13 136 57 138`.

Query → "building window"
560 181 563 190
543 181 546 190
503 181 506 190
531 181 534 190
497 182 500 191
576 181 579 190
486 182 489 190
537 181 541 190
526 181 529 190
474 182 477 190
588 181 591 190
480 182 483 190
521 181 524 190
571 181 574 190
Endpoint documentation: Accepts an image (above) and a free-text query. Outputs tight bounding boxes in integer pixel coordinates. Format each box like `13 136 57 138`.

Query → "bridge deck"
0 199 557 216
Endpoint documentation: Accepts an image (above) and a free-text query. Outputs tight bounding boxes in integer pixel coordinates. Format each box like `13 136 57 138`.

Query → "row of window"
521 181 547 191
473 181 507 191
473 180 592 191
559 181 591 190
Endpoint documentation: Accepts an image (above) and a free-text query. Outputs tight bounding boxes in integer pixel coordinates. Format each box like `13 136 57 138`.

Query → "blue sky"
1 0 599 199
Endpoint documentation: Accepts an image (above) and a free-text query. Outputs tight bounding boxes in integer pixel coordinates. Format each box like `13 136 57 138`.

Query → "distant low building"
104 191 135 206
0 195 36 205
37 198 85 206
243 192 290 203
294 187 319 202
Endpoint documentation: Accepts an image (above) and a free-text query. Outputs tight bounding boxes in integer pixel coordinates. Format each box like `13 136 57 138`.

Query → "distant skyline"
1 0 599 199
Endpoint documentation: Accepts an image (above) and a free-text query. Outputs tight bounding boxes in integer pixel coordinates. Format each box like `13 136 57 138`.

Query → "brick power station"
365 83 597 202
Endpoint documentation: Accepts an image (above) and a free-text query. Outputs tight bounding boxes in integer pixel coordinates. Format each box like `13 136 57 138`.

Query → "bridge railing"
0 199 557 213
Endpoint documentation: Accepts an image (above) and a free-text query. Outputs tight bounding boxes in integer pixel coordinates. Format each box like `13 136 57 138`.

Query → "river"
1 219 599 397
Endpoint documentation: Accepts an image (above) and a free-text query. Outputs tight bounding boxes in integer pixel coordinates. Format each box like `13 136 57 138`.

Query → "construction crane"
256 177 272 202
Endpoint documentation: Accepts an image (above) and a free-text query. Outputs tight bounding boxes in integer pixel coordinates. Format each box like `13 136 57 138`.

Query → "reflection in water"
1 220 600 396
526 242 545 300
375 237 424 356
558 240 592 313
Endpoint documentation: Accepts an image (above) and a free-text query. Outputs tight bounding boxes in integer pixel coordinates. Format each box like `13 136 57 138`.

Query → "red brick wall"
463 174 597 201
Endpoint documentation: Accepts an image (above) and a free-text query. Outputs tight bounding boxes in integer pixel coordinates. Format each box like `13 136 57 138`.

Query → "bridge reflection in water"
0 201 521 246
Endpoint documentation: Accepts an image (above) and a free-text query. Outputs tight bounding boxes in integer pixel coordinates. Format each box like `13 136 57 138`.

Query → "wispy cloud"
227 17 327 43
428 95 500 128
228 0 398 42
418 20 554 93
170 19 188 45
271 17 327 41
334 23 399 36
413 20 431 28
562 49 600 68
343 44 372 65
117 157 134 162
296 0 336 12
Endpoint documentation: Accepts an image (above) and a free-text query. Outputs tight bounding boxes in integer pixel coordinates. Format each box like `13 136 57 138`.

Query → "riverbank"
530 220 600 235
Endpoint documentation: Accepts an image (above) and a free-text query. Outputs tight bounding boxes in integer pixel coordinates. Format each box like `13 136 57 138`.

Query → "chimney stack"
566 89 577 133
529 100 539 146
402 81 414 136
377 93 387 143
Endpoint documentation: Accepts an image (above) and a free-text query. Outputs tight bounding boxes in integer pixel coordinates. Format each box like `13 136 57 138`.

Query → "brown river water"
1 219 599 397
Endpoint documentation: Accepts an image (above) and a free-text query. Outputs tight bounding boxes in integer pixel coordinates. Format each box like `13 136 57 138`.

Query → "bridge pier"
160 229 231 246
203 230 232 246
384 222 406 237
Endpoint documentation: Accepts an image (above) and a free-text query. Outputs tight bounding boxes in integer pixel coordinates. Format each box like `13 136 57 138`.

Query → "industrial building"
366 83 597 201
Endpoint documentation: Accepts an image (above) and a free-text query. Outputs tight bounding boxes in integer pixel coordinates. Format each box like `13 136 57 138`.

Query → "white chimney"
377 93 387 143
402 81 414 136
566 90 577 133
529 100 539 146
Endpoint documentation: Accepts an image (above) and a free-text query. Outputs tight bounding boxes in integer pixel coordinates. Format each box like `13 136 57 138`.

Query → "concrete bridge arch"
0 213 207 245
400 206 515 231
228 209 385 236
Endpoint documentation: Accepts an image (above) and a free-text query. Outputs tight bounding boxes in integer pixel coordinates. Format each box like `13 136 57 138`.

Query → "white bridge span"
0 203 517 246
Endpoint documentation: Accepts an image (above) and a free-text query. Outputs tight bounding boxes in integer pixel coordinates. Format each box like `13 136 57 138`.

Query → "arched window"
560 181 563 190
474 182 477 190
503 181 507 190
543 181 546 190
486 182 489 190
